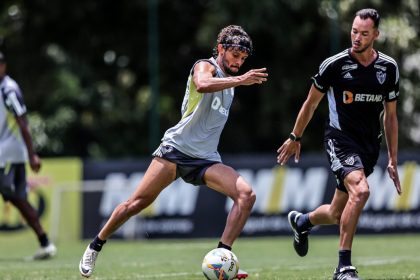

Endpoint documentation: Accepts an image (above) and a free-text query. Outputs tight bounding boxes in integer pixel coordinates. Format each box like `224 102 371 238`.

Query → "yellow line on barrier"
266 166 285 214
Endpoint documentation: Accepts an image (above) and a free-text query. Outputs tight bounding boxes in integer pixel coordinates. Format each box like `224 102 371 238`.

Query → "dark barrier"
81 152 420 239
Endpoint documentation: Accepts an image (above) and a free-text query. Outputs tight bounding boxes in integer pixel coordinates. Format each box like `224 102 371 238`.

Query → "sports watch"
289 132 301 142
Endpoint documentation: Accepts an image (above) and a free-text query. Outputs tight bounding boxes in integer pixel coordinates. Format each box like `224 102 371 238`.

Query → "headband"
222 44 252 55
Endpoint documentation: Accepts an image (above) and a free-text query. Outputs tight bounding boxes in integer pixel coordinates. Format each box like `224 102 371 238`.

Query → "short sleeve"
384 64 399 102
311 58 335 94
2 89 27 117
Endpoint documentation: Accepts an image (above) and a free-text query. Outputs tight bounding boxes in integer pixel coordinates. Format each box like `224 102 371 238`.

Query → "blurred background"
1 0 420 242
0 0 419 158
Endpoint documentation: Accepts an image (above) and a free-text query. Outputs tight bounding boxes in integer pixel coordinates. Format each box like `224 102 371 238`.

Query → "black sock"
38 233 49 247
338 250 352 267
90 236 107 252
217 241 232 251
296 213 313 232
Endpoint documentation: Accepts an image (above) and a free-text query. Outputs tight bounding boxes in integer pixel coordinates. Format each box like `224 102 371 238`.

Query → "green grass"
0 231 418 279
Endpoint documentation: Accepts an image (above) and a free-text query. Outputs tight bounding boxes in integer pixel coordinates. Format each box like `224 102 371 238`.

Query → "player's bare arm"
383 100 401 195
193 61 268 93
16 114 41 173
277 85 324 165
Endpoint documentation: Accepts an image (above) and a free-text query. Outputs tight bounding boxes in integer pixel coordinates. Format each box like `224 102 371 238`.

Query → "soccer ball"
202 248 239 280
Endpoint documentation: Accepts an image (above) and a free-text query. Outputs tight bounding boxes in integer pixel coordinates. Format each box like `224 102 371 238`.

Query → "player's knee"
249 190 256 206
357 188 370 202
239 189 256 211
351 187 370 204
347 174 370 203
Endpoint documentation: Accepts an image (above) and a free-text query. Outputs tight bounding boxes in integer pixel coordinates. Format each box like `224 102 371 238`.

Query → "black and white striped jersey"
312 48 399 153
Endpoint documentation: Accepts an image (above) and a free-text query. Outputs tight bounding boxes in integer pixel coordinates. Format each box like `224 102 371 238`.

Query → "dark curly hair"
212 25 253 58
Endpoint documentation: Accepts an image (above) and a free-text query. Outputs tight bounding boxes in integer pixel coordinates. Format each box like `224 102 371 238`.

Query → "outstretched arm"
192 61 268 93
277 85 324 165
383 100 401 195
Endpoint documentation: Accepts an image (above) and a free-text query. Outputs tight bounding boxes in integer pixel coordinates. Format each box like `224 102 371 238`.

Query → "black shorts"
0 163 28 200
152 145 219 186
324 136 379 193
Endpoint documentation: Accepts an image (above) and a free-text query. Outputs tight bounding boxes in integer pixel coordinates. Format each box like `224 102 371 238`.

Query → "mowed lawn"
0 231 418 280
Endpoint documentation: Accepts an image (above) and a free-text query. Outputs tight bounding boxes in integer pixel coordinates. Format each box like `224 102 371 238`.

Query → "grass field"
0 231 418 280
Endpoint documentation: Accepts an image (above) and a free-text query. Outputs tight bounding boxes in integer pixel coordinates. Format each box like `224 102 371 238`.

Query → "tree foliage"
0 0 419 158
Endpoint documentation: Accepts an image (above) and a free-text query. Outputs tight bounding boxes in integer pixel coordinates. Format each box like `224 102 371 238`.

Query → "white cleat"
79 245 99 278
33 243 57 260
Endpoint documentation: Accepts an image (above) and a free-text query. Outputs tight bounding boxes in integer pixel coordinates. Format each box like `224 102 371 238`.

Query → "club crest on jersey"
345 156 355 166
376 71 386 84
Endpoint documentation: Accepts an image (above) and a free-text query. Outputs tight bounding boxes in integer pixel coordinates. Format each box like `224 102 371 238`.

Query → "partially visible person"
0 51 57 260
277 8 401 280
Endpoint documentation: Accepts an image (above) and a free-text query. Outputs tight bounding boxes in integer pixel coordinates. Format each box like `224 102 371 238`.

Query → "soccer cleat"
234 269 248 279
333 266 361 280
33 243 57 260
288 210 310 257
79 245 99 278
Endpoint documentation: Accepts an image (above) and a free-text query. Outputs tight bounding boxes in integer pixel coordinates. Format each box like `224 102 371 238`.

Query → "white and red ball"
202 248 239 280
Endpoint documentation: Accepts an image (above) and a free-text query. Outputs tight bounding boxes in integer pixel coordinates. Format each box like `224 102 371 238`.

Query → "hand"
29 154 42 173
387 163 401 195
277 139 301 165
240 68 268 86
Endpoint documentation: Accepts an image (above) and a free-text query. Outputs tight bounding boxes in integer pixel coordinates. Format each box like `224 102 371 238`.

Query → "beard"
353 46 369 53
352 41 371 54
221 55 240 76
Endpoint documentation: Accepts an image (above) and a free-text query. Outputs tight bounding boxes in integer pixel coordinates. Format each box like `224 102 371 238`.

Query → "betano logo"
343 91 383 104
343 91 353 104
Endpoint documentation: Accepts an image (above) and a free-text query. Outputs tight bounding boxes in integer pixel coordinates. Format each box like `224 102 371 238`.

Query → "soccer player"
277 9 401 280
0 51 57 259
79 25 268 278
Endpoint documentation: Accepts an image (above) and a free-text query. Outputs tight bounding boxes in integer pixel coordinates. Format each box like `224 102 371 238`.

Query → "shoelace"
83 249 98 267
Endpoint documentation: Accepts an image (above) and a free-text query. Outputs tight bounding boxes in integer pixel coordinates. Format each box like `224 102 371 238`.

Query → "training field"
0 231 418 280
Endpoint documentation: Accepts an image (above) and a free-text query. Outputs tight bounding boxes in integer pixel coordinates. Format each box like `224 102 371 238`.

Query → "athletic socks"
90 236 107 252
38 233 49 247
217 241 232 251
296 213 313 232
338 249 352 267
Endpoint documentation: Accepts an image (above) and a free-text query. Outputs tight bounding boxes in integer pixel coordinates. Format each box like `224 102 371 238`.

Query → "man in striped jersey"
277 8 401 280
79 25 268 278
0 51 57 259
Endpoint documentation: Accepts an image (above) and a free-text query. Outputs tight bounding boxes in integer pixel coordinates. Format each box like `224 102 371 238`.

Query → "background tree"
0 0 418 158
